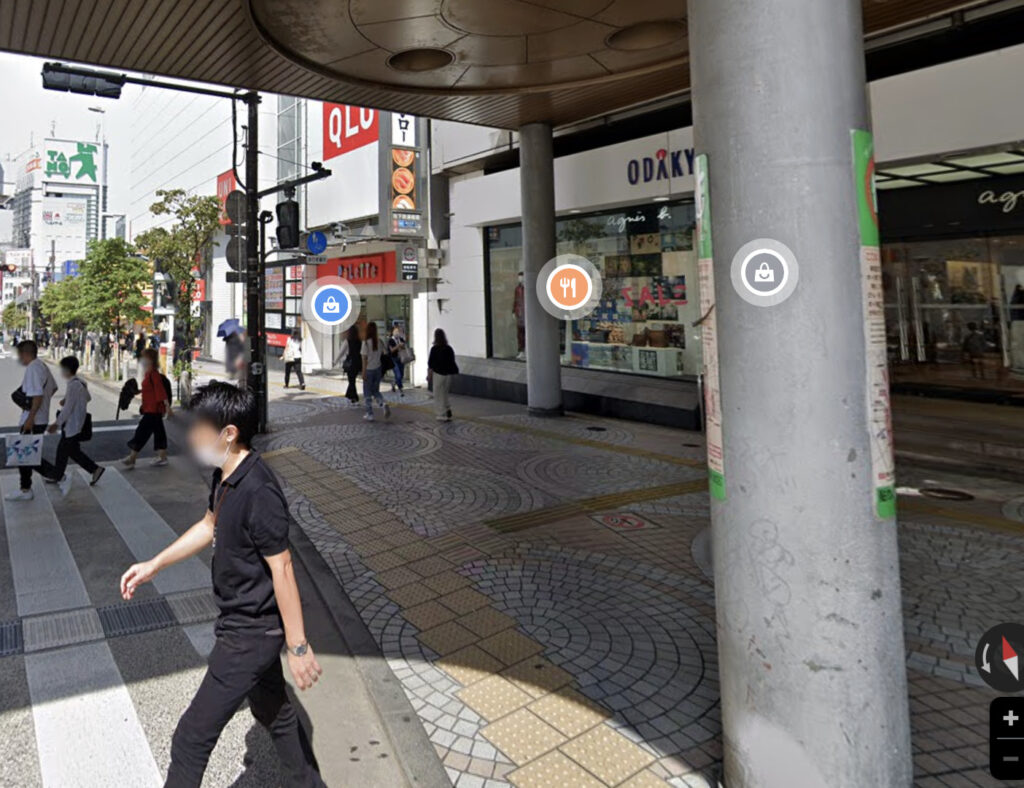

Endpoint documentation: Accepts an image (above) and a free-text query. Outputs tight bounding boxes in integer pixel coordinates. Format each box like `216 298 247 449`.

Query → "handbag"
78 414 93 442
398 346 415 365
10 387 30 410
6 434 43 466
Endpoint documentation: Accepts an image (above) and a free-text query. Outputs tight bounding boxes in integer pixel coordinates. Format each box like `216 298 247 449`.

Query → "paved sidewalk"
253 386 1024 788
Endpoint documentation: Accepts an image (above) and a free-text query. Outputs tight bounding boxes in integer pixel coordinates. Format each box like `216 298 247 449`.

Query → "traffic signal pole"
243 92 268 433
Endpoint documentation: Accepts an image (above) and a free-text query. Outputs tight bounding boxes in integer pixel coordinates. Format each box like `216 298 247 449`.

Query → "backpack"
160 373 173 403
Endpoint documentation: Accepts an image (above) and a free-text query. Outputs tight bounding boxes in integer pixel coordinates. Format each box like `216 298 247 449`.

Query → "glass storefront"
486 201 702 379
882 235 1024 391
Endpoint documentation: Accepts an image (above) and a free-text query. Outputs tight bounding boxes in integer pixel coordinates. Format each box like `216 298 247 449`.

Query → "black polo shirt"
208 451 291 631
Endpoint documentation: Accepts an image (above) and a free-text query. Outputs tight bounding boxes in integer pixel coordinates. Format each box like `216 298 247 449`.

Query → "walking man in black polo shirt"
120 382 326 787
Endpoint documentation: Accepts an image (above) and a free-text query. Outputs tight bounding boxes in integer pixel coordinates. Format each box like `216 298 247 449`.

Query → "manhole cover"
920 487 975 502
1002 496 1024 523
591 512 655 531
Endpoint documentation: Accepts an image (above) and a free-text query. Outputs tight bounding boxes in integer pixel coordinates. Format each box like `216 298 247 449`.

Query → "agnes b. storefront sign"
880 172 1024 239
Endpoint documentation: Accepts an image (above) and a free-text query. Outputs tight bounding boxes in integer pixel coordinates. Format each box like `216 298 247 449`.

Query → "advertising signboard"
41 138 103 186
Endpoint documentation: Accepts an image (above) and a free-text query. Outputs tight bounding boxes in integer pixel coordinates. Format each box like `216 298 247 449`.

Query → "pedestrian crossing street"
0 460 283 788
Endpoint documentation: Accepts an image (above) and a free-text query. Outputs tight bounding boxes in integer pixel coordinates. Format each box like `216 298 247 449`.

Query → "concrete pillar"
687 0 911 785
519 122 563 415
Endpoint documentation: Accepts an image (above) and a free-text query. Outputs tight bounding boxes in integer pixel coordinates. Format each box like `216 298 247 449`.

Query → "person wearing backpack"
5 340 59 501
123 348 172 468
41 356 104 495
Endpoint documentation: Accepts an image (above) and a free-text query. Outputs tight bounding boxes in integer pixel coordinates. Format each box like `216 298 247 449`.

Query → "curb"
285 517 451 788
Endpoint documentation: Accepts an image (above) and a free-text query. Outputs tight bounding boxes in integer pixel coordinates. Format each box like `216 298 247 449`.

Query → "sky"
1 51 146 212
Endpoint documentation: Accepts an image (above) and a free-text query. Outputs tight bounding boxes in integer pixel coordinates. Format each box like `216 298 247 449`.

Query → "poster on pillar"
695 153 725 501
852 130 896 520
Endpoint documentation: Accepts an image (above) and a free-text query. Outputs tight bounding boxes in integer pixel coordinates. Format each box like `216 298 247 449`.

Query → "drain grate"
166 590 220 625
97 597 175 638
585 426 607 432
0 619 22 657
23 608 105 652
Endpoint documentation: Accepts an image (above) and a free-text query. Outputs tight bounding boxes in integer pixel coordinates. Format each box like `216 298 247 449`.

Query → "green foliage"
77 238 151 334
39 274 84 328
135 189 221 375
2 301 28 330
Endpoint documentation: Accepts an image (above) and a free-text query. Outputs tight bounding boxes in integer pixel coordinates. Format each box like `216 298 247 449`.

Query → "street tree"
78 237 150 346
2 301 28 332
134 189 221 383
39 274 84 329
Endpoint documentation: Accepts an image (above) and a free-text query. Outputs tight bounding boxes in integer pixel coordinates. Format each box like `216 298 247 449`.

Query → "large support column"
688 1 911 785
519 122 562 415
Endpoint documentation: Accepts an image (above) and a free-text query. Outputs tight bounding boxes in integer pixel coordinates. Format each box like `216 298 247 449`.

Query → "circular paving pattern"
518 450 694 498
466 550 720 758
488 414 637 446
261 423 443 468
347 460 549 537
438 420 566 452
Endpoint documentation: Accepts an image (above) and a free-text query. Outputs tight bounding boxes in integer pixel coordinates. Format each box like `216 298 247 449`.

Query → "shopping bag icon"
754 262 775 283
323 296 341 314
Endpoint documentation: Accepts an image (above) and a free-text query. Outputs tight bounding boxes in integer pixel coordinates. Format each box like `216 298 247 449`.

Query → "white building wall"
433 42 1024 364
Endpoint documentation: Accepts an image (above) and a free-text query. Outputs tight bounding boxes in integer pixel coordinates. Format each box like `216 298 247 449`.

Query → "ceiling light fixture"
387 48 455 73
606 20 686 52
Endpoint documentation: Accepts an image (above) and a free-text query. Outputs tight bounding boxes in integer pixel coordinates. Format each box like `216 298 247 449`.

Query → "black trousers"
345 369 359 402
166 629 325 788
284 361 305 388
41 434 98 479
128 412 167 452
17 424 46 491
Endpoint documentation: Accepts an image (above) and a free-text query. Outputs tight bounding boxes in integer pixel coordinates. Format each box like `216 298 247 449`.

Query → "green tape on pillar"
852 130 896 520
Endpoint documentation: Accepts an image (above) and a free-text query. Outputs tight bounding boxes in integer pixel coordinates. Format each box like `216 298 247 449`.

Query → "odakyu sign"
626 146 696 186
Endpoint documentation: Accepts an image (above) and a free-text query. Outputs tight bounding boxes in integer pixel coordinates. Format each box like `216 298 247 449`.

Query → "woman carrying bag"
427 328 458 422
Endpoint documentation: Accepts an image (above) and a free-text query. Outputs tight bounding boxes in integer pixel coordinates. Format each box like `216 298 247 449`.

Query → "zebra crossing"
0 460 275 788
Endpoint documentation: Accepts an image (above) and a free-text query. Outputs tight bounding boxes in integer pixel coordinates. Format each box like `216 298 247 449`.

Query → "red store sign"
323 103 378 160
319 252 397 284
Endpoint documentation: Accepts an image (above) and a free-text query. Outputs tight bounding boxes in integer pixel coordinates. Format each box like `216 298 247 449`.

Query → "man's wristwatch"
288 641 309 657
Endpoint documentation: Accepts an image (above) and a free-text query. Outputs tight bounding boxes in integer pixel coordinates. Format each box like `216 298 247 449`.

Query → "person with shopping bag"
5 340 59 501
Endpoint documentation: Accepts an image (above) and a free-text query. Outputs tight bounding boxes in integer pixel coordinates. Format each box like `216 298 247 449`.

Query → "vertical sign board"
216 170 237 226
852 130 896 519
383 114 425 238
695 154 726 501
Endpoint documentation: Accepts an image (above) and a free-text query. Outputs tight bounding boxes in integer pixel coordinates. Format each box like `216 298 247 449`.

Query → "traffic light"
275 199 300 249
41 62 125 99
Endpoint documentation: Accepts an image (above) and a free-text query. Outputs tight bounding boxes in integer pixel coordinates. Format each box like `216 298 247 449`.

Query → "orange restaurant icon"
546 264 592 310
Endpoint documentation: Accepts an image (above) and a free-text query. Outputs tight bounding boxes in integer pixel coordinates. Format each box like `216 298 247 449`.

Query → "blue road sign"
306 230 327 255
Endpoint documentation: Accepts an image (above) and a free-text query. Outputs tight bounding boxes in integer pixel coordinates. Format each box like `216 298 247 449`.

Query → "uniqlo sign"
323 103 378 160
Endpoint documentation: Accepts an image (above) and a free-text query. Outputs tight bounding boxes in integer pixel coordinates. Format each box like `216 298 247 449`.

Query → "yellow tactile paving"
403 600 459 631
560 725 655 785
501 656 574 698
362 551 409 573
438 587 491 616
481 708 567 764
438 644 506 687
618 769 671 787
386 583 438 608
528 688 610 738
423 570 473 594
460 607 517 638
508 750 606 788
457 675 533 721
417 621 479 656
478 629 545 665
375 566 423 589
406 555 454 577
392 541 438 562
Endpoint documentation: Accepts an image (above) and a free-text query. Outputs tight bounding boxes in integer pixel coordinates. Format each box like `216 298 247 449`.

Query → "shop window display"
882 236 1024 391
486 201 701 380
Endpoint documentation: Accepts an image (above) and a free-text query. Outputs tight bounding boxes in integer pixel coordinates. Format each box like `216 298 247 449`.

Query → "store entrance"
883 237 1024 393
329 294 411 372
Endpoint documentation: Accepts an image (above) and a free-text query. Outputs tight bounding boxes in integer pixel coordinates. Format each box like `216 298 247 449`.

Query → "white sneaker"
151 457 169 467
4 489 33 502
363 413 375 421
58 474 73 497
384 404 391 420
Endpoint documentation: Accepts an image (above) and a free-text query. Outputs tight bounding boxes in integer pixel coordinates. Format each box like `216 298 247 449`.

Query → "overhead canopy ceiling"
0 0 997 129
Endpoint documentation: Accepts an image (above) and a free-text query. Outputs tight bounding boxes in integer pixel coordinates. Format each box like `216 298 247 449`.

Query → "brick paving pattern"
259 393 1023 787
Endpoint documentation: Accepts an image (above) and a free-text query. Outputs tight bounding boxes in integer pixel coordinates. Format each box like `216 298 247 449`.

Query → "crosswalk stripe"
25 641 162 787
2 475 90 616
82 466 210 595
